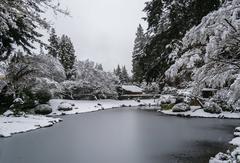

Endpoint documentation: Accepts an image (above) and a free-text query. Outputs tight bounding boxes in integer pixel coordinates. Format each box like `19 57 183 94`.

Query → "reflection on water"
0 108 238 163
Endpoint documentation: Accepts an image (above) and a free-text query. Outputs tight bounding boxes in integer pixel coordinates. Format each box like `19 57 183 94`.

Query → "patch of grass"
161 104 175 110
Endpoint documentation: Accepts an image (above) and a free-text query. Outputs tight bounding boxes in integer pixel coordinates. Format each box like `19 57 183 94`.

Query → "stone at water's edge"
58 102 74 111
172 103 191 112
34 104 52 115
204 101 222 114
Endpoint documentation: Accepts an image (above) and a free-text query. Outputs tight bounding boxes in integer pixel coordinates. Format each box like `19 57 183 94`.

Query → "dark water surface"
0 108 239 163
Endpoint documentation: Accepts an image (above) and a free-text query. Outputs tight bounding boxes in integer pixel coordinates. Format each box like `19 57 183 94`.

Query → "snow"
0 115 61 137
160 107 240 119
50 99 158 116
0 99 158 137
121 85 143 93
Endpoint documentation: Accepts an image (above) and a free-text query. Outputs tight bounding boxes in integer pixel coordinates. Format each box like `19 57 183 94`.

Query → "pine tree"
58 35 76 79
48 28 59 58
121 66 130 84
114 65 122 77
132 24 146 83
0 0 67 61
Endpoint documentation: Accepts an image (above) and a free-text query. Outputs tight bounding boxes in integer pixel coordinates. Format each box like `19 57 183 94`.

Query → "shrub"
161 104 175 110
35 89 52 104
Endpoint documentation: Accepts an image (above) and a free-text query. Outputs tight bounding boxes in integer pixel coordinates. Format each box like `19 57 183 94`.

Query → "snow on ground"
160 107 240 119
50 99 158 116
0 115 61 137
0 99 158 138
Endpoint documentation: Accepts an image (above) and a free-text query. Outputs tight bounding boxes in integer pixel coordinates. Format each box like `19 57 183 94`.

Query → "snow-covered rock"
204 101 222 114
34 104 52 115
209 152 232 163
172 103 191 112
58 102 74 111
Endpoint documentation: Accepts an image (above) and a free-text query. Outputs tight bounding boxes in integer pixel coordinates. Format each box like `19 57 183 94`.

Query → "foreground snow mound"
50 99 158 115
0 115 61 137
209 152 232 163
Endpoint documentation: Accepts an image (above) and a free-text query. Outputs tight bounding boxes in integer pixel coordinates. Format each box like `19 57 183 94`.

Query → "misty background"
46 0 148 73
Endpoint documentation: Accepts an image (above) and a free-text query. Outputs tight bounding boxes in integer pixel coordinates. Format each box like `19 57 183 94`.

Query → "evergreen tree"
142 0 222 83
121 66 130 84
48 28 59 58
114 65 122 77
132 24 146 83
58 35 76 79
0 0 67 61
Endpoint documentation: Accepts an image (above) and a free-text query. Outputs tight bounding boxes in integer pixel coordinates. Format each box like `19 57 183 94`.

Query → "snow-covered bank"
0 115 61 137
160 107 240 119
50 99 158 116
209 127 240 163
0 99 158 138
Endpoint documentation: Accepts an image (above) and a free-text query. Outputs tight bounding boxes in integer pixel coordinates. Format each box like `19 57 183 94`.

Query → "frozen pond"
0 108 239 163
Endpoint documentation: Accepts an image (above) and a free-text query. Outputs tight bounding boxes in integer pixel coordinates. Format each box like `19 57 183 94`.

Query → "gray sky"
47 0 147 73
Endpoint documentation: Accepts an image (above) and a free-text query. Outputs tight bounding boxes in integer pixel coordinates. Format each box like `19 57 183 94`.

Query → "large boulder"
58 102 74 111
204 101 222 114
34 104 52 115
172 103 191 112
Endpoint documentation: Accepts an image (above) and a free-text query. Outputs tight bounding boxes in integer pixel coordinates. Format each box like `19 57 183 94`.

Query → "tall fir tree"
121 66 130 84
48 28 59 58
132 24 146 83
58 35 76 79
114 65 122 77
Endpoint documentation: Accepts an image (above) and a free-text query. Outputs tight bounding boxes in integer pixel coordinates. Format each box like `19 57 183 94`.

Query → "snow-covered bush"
68 60 119 99
35 90 52 104
164 1 240 108
7 54 65 96
5 54 65 111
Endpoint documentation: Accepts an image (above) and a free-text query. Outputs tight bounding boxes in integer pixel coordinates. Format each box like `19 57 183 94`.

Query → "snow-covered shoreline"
0 115 62 138
0 99 158 138
49 99 158 116
158 107 240 163
160 107 240 119
209 127 240 163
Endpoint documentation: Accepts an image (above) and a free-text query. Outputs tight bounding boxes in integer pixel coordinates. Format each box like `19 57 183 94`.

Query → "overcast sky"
47 0 147 73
